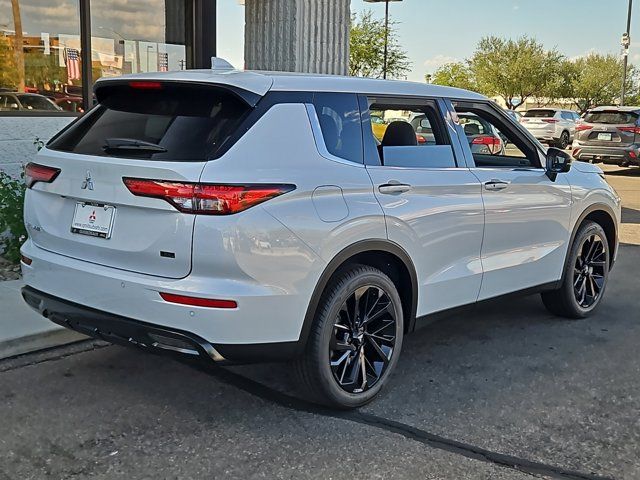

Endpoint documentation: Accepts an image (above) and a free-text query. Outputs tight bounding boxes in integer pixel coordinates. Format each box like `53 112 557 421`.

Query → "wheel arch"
569 203 618 270
296 240 418 354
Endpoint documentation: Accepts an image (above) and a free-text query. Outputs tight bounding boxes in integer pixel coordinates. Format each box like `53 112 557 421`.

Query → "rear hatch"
576 109 640 147
521 109 558 133
25 80 254 278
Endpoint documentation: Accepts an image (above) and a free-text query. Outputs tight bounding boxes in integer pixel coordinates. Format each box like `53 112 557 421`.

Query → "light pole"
364 0 403 79
621 0 633 105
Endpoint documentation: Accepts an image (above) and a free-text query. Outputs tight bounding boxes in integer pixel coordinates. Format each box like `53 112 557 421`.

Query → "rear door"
361 95 484 316
450 100 572 300
25 81 253 278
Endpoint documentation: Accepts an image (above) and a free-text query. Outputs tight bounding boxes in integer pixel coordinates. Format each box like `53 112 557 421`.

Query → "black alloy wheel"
572 233 607 308
541 220 610 318
329 285 397 394
296 265 404 408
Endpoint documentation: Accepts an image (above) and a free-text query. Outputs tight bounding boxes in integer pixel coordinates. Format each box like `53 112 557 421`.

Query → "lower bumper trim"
21 286 226 363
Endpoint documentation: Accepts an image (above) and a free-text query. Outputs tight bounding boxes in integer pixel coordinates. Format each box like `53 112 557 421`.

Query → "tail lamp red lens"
472 135 502 155
159 292 237 309
542 119 559 123
618 126 640 135
20 254 32 266
123 178 295 215
416 134 427 144
24 162 61 188
575 124 593 132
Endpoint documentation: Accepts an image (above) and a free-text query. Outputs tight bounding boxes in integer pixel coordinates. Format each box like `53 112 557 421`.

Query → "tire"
557 131 570 150
541 221 610 319
295 265 404 408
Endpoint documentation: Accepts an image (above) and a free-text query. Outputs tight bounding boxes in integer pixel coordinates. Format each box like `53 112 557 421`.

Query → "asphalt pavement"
1 166 639 480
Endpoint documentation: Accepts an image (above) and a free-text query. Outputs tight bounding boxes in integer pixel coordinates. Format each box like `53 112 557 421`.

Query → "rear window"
583 111 639 125
48 83 251 161
524 109 556 118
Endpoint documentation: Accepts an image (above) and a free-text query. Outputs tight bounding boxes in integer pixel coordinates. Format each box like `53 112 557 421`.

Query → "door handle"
379 182 412 194
483 179 509 191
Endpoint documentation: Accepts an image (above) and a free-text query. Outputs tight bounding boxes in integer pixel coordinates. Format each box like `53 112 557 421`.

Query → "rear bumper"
572 145 640 165
19 239 318 358
21 285 300 363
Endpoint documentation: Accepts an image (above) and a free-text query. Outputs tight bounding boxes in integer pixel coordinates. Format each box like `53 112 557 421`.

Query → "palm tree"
10 0 25 92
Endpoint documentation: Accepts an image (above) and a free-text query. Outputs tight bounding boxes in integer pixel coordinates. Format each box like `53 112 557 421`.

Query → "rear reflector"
129 81 162 90
123 178 295 215
159 292 237 309
24 162 61 188
20 255 32 266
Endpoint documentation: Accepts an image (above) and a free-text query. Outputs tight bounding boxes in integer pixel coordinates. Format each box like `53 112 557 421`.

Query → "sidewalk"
0 280 86 359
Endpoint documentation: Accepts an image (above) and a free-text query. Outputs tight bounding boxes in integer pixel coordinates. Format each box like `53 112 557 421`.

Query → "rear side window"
313 92 363 164
584 111 639 125
49 83 251 161
524 109 556 118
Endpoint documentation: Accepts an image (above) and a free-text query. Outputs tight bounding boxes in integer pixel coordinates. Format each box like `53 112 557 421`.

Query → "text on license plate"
71 203 115 239
597 132 612 141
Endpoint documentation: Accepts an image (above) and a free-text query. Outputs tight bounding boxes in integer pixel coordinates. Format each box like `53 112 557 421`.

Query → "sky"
217 0 640 82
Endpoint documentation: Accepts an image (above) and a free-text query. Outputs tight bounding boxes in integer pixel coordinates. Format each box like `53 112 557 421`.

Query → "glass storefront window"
0 0 83 112
90 0 187 82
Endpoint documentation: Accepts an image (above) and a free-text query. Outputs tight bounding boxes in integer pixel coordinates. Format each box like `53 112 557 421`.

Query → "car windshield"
524 110 555 118
583 111 639 125
17 94 61 111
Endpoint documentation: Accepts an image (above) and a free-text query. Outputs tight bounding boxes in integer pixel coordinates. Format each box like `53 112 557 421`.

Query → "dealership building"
0 0 350 177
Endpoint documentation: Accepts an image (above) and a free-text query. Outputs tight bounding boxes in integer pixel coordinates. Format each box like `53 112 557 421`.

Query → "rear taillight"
159 292 237 309
618 126 640 135
123 178 295 215
416 134 426 144
472 135 502 154
542 119 559 123
24 162 61 188
575 124 593 132
520 118 529 123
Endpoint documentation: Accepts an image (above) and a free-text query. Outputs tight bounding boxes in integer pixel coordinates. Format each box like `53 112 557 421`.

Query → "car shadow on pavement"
622 206 640 224
602 166 640 176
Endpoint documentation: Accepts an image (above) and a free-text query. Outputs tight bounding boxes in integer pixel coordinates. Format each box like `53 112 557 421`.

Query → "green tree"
349 10 411 80
566 53 632 113
0 37 18 90
430 62 477 91
470 36 563 109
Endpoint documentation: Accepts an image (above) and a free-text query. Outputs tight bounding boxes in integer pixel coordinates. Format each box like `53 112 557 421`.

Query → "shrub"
0 168 27 263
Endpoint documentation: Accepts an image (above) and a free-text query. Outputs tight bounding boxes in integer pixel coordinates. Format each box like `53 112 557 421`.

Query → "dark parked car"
0 93 62 112
572 106 640 166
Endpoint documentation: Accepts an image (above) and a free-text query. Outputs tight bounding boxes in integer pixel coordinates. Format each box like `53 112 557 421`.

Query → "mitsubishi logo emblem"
81 171 94 190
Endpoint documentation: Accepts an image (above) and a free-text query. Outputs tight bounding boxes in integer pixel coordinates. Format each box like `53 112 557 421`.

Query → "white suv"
521 108 580 149
21 67 620 408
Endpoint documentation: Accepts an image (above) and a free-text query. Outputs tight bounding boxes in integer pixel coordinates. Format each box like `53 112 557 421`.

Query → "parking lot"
2 165 640 480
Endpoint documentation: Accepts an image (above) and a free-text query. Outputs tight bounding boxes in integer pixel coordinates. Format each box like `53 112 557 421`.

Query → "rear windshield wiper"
103 138 167 153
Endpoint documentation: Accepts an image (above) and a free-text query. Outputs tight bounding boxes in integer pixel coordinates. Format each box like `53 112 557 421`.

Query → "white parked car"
21 65 620 408
521 108 581 149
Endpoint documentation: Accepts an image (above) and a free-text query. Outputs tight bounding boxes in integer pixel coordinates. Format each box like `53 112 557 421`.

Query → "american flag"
158 52 169 72
65 48 80 80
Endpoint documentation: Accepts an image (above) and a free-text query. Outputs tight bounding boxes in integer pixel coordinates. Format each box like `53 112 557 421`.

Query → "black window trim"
359 93 461 169
450 99 546 170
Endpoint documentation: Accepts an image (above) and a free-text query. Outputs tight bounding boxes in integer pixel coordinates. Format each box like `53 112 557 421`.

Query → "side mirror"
546 147 572 181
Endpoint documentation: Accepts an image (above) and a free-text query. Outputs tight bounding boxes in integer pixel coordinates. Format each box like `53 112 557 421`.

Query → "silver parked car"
521 108 580 149
21 66 621 408
571 106 640 166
